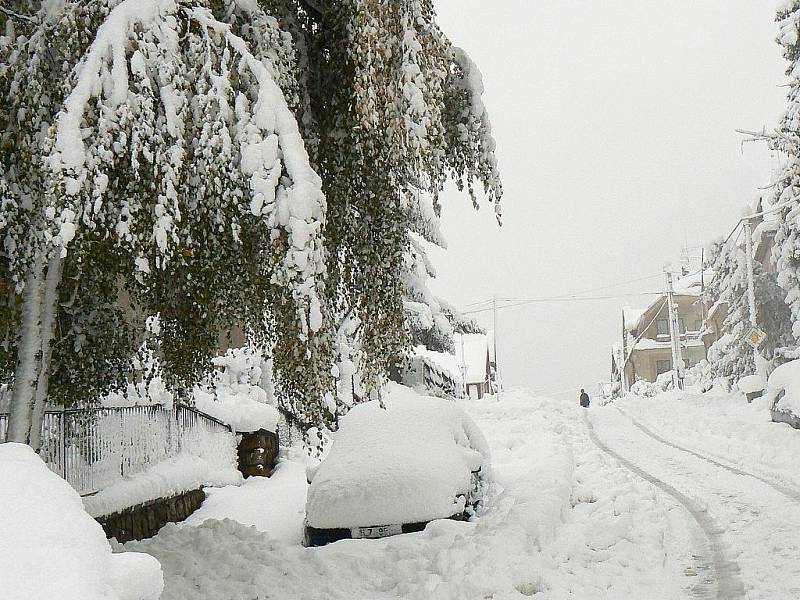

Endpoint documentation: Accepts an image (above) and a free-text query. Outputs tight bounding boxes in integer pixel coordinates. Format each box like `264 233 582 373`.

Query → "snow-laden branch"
46 0 327 334
0 6 38 24
51 0 176 174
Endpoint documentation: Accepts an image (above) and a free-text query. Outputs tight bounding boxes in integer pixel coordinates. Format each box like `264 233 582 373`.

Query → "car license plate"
351 524 402 539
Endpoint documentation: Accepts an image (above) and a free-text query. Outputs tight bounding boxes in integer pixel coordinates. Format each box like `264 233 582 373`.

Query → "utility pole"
459 333 467 399
743 217 767 381
492 295 500 397
744 218 758 328
665 269 684 390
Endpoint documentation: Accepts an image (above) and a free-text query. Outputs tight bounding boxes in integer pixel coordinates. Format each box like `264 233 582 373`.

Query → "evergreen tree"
705 231 793 386
770 3 800 342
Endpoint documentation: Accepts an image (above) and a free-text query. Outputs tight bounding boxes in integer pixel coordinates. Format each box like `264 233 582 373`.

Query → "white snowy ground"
123 388 708 600
596 391 800 599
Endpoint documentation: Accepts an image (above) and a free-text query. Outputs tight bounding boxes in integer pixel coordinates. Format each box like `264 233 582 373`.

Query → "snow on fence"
0 404 232 496
276 407 303 448
421 357 465 400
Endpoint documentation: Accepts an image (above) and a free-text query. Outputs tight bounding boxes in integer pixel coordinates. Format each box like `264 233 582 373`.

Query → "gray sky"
430 1 787 398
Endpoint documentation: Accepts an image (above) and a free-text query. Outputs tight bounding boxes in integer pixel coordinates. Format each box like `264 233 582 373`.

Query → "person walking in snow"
579 389 590 408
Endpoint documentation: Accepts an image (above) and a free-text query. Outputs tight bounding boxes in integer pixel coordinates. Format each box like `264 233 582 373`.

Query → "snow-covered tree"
292 1 502 393
1 0 502 445
767 3 800 342
1 0 329 444
704 233 793 386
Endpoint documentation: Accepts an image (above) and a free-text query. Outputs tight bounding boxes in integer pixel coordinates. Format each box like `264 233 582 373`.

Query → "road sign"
744 327 766 349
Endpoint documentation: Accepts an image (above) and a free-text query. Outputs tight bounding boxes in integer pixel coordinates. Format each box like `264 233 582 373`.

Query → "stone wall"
96 487 205 542
238 428 279 478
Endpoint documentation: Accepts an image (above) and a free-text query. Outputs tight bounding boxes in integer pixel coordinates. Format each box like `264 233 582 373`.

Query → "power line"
496 272 665 303
462 291 665 315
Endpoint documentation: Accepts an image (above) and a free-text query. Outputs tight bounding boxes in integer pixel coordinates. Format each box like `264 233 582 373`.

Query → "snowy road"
589 406 800 600
125 388 707 599
120 387 800 599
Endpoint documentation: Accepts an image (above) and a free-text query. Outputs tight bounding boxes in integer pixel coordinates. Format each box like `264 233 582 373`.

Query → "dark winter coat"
579 392 590 408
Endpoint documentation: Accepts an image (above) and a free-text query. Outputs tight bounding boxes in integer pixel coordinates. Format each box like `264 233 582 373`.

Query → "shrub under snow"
0 443 163 600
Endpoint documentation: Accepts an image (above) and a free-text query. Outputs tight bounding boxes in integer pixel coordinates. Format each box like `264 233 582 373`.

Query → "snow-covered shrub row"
629 372 674 398
103 346 281 433
0 443 163 600
193 348 280 433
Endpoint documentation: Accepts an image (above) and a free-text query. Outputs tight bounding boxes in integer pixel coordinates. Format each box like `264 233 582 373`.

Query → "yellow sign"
745 327 766 348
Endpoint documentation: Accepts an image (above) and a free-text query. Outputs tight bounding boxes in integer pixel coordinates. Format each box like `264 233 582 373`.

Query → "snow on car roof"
305 383 490 529
765 359 800 416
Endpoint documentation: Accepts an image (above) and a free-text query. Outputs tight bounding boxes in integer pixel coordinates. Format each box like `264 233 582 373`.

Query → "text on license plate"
351 524 402 539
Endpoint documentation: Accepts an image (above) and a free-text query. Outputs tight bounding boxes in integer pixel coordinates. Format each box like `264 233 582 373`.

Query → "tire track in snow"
582 412 745 600
615 406 800 504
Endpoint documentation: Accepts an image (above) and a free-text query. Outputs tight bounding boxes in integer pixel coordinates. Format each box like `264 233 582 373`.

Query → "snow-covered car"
765 360 800 429
303 384 490 546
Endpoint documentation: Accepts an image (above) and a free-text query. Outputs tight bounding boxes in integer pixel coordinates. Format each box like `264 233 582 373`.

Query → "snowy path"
590 406 800 600
123 389 699 599
583 412 744 600
615 406 800 504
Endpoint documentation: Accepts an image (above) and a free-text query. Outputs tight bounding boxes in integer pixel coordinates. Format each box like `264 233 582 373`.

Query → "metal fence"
0 404 232 496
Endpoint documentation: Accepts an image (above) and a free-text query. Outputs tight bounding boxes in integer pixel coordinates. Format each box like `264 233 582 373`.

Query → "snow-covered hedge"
0 443 163 600
305 384 490 529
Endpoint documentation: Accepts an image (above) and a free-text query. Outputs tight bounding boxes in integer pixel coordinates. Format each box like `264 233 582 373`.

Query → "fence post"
60 410 66 480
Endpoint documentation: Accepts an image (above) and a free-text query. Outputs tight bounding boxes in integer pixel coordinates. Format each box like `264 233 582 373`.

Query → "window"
693 320 702 332
656 319 669 335
656 360 671 375
678 318 686 334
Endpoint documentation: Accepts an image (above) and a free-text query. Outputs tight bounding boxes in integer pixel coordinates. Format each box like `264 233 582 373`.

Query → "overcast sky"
429 1 787 399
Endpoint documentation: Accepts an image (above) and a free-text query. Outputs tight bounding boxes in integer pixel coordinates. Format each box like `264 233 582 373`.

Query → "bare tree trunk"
7 252 45 444
29 251 63 450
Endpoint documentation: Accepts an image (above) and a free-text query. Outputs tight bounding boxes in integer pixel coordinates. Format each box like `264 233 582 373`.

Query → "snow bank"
765 359 800 416
185 447 310 544
0 443 163 600
616 388 800 489
83 453 242 519
305 383 490 528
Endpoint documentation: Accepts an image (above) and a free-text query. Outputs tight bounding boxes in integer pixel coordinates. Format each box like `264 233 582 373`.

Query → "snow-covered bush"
629 372 675 397
193 347 280 433
0 442 163 600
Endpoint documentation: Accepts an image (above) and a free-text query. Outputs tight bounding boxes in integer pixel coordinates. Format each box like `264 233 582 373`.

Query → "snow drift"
0 443 163 600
